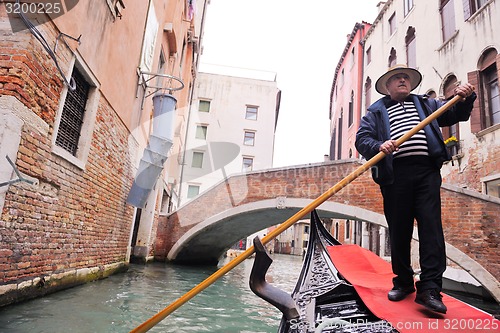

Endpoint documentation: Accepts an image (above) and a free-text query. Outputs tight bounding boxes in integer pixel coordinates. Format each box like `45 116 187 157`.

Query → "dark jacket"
355 93 476 186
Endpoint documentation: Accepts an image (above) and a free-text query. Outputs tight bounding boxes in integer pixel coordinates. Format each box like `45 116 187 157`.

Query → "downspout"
177 0 209 206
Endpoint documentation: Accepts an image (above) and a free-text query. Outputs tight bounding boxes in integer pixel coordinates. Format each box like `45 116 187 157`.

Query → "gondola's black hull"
250 210 397 333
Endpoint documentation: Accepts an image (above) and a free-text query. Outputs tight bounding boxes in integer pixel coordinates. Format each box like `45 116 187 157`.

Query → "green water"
0 253 498 332
0 254 303 333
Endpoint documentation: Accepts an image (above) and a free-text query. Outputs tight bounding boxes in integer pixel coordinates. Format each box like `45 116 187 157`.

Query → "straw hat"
375 64 422 95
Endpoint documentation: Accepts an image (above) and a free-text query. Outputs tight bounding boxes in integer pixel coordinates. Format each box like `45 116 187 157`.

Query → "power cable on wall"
15 0 79 91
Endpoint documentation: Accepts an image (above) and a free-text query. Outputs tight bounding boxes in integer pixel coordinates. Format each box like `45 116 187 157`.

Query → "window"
339 68 345 87
388 13 396 36
350 47 355 68
348 91 354 127
440 0 456 42
106 0 125 20
192 151 203 168
463 0 490 20
55 67 89 156
365 77 372 110
199 100 210 112
404 0 414 16
329 128 336 161
337 111 343 159
483 66 500 127
52 59 100 169
242 157 253 172
443 75 458 100
244 131 255 146
482 174 500 198
426 90 437 99
388 48 397 67
245 106 258 120
468 48 500 132
187 185 200 198
366 46 372 65
195 125 207 139
406 27 416 68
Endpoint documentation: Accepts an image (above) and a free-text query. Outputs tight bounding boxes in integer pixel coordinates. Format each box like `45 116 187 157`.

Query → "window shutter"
467 70 483 133
462 0 472 20
442 126 450 139
55 67 90 155
496 54 500 80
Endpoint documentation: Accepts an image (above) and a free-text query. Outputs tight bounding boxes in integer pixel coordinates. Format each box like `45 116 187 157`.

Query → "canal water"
0 254 303 333
0 253 498 333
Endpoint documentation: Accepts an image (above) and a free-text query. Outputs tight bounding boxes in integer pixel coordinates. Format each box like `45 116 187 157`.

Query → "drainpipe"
126 93 177 208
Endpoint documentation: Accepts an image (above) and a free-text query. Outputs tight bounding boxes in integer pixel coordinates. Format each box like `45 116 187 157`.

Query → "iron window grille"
55 67 90 156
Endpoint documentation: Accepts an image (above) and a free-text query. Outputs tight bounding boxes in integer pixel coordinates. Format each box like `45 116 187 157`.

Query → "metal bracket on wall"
137 70 184 109
0 155 39 188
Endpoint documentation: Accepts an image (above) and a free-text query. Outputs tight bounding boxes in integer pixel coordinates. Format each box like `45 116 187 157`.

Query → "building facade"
177 72 281 205
361 0 499 195
329 22 372 160
0 0 206 306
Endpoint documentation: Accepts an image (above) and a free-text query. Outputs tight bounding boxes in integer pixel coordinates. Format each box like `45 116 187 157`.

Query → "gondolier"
355 64 475 314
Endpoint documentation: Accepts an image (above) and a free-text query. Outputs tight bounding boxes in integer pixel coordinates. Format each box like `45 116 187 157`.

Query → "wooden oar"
129 95 462 333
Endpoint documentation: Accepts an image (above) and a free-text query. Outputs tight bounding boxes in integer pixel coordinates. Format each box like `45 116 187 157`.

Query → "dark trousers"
380 156 446 293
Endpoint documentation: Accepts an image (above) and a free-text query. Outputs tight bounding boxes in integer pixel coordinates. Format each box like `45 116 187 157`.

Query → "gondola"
250 210 396 333
249 210 500 333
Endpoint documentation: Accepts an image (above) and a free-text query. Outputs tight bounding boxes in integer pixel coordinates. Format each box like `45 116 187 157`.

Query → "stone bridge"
155 160 500 301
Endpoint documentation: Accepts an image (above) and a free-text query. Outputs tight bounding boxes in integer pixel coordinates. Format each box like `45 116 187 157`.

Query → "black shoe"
415 289 447 314
388 286 415 301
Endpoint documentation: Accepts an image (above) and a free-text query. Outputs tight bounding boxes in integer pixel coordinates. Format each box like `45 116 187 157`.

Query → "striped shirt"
386 100 429 158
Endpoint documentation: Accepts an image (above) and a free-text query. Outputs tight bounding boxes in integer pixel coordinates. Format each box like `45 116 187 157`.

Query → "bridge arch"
167 198 387 261
167 197 500 302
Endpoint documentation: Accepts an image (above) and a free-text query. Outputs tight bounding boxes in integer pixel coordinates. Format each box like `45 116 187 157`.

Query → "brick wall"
443 143 500 193
0 11 135 306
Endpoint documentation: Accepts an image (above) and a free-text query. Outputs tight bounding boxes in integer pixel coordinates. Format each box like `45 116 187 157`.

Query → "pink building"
329 22 371 160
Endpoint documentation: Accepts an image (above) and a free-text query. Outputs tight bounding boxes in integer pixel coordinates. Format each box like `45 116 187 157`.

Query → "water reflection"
0 254 303 333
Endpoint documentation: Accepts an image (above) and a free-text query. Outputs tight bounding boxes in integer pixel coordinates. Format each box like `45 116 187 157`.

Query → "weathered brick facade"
0 10 134 306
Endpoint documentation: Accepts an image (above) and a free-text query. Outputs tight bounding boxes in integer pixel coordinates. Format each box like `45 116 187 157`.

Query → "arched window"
388 48 397 67
365 77 372 109
405 26 416 68
329 128 336 161
348 91 354 126
468 48 499 132
426 90 437 99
